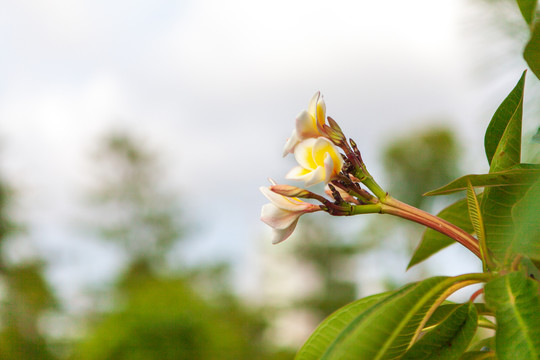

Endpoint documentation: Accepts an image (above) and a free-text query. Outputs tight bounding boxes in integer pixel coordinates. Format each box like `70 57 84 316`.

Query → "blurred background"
0 0 539 358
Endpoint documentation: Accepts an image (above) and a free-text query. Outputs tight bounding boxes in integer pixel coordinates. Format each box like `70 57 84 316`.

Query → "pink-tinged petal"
295 110 318 138
283 129 300 157
293 138 318 170
261 203 301 229
259 186 307 211
271 219 299 244
304 165 327 187
323 153 335 183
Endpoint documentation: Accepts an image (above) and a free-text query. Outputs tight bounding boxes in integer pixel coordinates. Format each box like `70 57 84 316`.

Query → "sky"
0 0 535 307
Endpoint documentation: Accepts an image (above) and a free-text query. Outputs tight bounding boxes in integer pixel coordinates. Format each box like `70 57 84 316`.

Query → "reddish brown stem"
470 288 484 302
381 197 481 259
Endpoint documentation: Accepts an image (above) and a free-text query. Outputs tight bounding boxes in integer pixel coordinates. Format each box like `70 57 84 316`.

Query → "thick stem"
381 197 481 259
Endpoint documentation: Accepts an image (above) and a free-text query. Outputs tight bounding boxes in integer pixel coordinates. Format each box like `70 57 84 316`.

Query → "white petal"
313 137 343 173
304 165 327 187
307 92 320 117
293 138 318 170
285 166 310 180
295 110 318 138
283 129 299 157
316 96 326 127
323 153 334 183
272 218 299 244
261 203 301 229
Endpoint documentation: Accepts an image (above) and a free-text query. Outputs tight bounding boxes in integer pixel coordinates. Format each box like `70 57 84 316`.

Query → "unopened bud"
323 125 345 146
327 117 344 136
270 185 310 198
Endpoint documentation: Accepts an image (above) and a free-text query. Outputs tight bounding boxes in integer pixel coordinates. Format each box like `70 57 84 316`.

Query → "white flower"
283 92 327 156
286 137 344 187
260 180 320 244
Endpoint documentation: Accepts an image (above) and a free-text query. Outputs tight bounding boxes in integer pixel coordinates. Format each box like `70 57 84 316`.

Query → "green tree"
76 131 283 359
0 160 57 359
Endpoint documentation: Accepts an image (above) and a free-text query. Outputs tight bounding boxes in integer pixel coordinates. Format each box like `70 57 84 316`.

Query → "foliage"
283 3 540 358
87 131 185 270
72 265 273 360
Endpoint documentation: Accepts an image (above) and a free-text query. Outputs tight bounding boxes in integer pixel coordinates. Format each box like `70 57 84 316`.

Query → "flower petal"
285 166 310 181
271 218 299 244
323 153 334 183
283 129 300 157
260 186 307 211
313 137 343 174
304 165 327 187
296 110 318 138
293 138 318 170
261 203 301 230
307 92 320 117
316 96 326 128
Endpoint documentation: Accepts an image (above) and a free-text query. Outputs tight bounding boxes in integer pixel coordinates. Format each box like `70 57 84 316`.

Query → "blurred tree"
291 218 363 320
74 264 272 360
87 131 184 272
76 130 286 359
383 127 460 209
0 163 57 359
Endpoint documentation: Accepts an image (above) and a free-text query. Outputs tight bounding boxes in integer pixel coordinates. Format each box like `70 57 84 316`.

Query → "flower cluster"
260 92 386 244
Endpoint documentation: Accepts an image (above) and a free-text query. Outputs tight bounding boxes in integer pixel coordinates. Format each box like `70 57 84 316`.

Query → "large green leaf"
481 182 532 263
313 275 485 360
402 303 478 360
484 71 525 168
423 165 540 196
468 336 495 351
482 73 527 264
511 178 540 261
408 198 474 269
295 291 394 360
524 22 540 80
516 0 538 26
484 272 540 360
423 303 460 330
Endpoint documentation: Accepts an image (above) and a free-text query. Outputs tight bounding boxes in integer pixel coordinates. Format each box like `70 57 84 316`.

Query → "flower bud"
269 185 310 198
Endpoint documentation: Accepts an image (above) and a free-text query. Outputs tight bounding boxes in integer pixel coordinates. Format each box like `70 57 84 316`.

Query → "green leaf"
468 336 495 351
295 291 394 360
459 351 497 360
481 72 529 264
402 303 478 360
423 165 540 196
516 0 538 26
408 197 475 269
481 180 533 263
484 272 540 360
423 303 460 330
313 275 486 360
511 178 540 261
533 127 540 143
524 22 540 80
484 71 525 168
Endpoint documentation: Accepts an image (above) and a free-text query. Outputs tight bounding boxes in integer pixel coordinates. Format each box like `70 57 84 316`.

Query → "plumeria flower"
283 92 327 156
286 137 344 187
260 180 321 244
